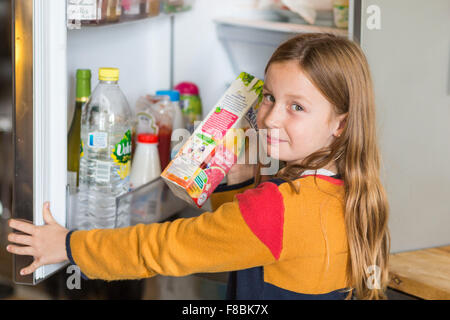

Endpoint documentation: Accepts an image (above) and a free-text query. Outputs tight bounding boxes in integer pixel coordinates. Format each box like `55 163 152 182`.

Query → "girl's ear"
333 113 348 138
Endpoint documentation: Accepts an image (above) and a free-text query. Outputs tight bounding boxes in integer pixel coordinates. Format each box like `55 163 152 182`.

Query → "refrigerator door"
13 0 68 284
12 0 185 286
351 0 450 252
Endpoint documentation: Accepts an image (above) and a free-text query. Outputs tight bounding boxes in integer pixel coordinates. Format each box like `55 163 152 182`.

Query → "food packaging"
161 72 263 208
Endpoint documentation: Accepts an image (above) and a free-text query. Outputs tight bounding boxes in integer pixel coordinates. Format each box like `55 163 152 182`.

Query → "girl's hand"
227 162 256 186
226 134 257 186
7 202 69 276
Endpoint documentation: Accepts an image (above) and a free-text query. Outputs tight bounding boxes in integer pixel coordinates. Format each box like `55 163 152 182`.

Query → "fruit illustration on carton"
161 72 263 208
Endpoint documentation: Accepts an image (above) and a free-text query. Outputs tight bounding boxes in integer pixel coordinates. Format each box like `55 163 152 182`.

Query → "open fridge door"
13 0 68 285
12 0 190 285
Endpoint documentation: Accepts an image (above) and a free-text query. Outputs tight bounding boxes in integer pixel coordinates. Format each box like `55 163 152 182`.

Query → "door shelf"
67 177 191 230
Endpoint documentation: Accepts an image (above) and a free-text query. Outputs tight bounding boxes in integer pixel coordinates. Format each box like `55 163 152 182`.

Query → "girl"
7 33 390 300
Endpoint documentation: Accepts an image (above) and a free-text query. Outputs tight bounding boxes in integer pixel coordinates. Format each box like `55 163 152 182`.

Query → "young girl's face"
257 60 346 166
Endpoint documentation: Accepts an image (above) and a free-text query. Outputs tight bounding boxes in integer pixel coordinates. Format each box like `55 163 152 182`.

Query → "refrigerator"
12 0 184 286
11 0 450 291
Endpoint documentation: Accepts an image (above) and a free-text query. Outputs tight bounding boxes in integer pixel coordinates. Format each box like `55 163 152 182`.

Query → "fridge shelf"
214 17 348 37
67 12 175 30
214 17 348 80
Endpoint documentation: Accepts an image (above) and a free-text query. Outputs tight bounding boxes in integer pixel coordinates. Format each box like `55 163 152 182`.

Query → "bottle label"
97 1 103 19
123 0 141 15
112 130 132 180
67 171 77 194
80 139 84 158
95 160 111 183
67 0 97 21
89 132 108 149
137 112 158 135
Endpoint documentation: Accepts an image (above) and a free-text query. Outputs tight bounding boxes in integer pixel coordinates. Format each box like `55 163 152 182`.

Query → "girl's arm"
209 177 255 211
8 181 286 281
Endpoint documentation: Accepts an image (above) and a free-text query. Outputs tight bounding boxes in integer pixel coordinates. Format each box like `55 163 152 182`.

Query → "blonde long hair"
256 33 390 300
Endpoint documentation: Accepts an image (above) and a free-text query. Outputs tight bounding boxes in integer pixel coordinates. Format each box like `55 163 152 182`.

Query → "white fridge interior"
16 0 266 286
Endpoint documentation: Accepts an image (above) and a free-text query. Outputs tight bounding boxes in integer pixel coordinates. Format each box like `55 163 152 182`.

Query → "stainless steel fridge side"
349 0 362 43
12 0 34 285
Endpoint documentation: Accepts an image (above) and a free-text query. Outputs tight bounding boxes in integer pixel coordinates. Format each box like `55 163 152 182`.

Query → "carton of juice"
161 72 263 207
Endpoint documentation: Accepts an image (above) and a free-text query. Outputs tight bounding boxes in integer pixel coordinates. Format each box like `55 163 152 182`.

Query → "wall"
359 0 450 253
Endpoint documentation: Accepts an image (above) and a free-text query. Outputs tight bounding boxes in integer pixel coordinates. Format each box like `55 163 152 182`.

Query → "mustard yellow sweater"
66 174 350 299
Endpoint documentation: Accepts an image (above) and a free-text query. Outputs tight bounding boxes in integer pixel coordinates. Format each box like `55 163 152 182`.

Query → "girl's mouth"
267 135 288 145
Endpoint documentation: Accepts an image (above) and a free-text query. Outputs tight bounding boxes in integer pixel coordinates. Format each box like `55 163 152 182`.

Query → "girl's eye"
290 104 304 112
263 94 275 103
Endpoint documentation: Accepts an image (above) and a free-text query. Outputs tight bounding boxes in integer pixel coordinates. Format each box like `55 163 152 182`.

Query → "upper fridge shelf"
67 0 193 30
214 17 348 80
214 17 348 37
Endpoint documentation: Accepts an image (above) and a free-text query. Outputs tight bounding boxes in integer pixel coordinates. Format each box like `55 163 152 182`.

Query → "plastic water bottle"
78 67 133 230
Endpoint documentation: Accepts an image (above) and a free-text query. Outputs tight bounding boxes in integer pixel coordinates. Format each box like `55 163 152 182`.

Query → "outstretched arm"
7 181 285 281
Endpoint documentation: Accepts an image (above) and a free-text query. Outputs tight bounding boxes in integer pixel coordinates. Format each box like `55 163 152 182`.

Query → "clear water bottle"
78 67 133 230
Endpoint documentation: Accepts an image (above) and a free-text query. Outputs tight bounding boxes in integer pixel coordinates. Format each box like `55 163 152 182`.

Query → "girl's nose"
263 103 284 129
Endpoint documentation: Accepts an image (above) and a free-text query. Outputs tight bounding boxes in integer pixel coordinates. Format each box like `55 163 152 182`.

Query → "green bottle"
68 69 91 192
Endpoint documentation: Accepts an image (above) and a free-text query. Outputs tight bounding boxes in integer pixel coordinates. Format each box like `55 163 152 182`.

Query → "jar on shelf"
105 0 122 23
174 82 203 134
333 0 349 29
162 0 194 14
147 0 161 17
121 0 148 20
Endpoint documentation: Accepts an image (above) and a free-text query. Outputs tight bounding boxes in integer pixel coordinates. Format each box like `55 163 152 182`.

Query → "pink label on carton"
196 167 226 206
210 144 237 172
202 108 238 140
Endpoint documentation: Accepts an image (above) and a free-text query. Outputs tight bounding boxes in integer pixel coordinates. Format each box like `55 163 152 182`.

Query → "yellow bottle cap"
99 67 119 81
